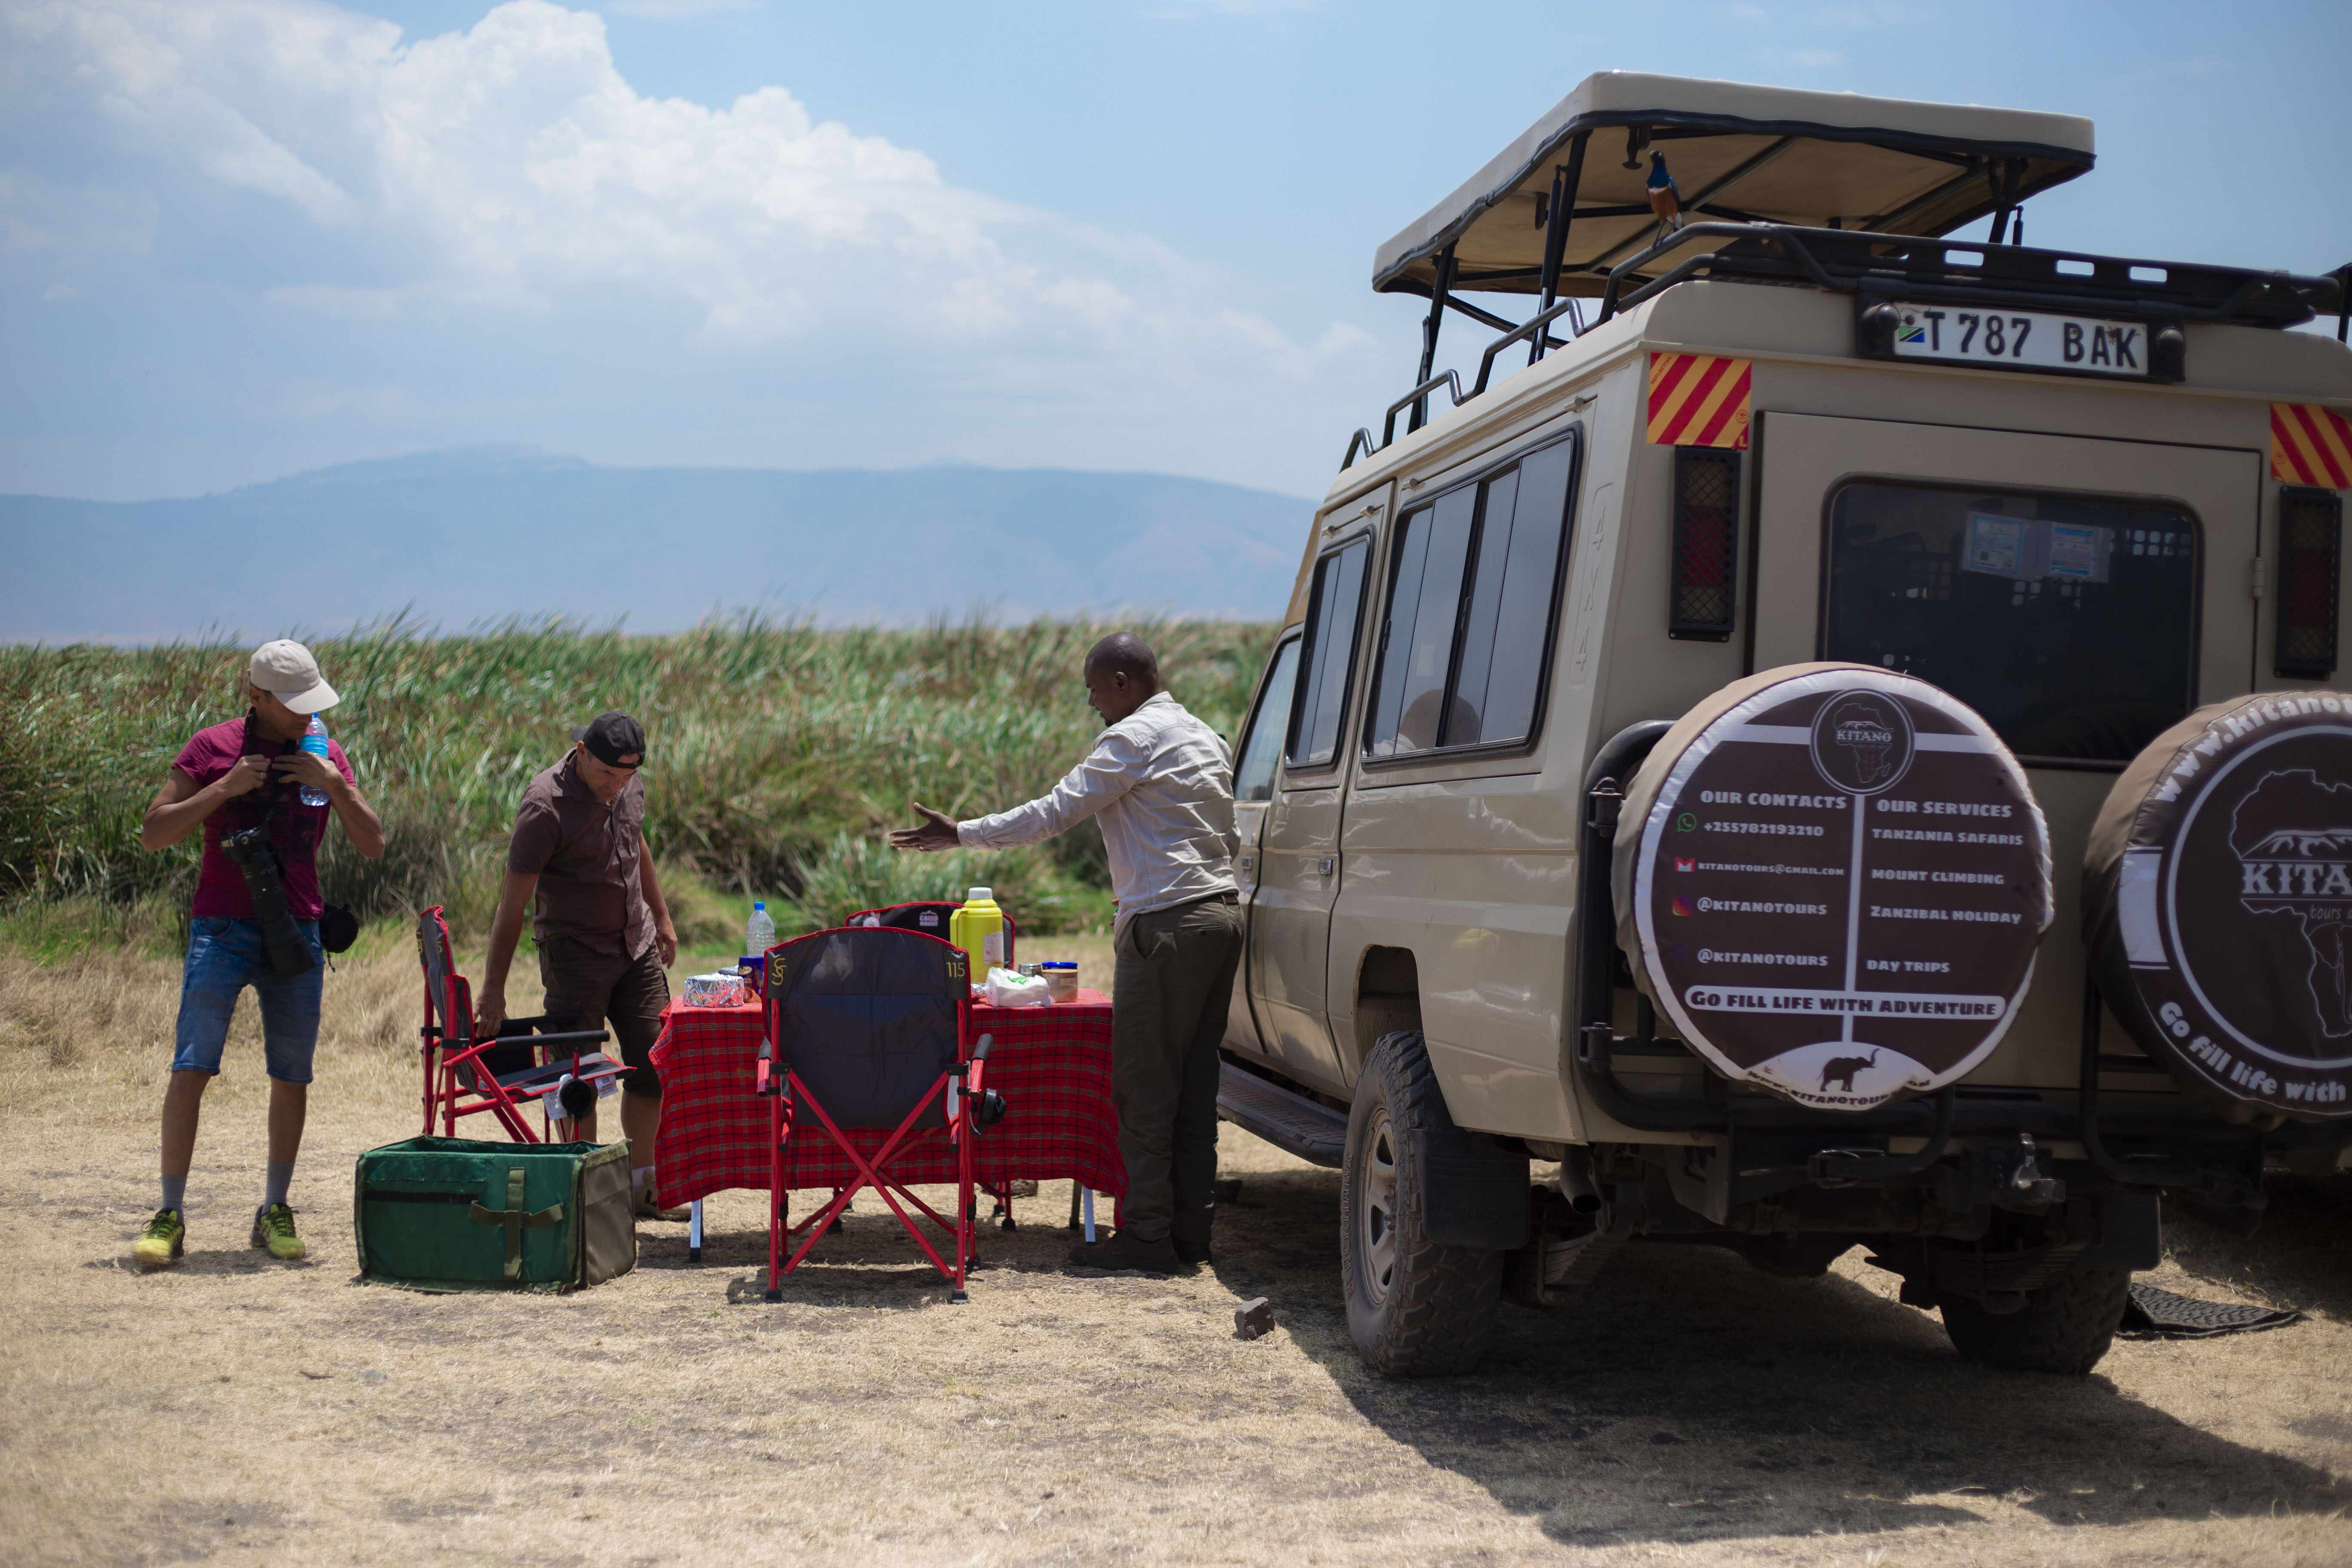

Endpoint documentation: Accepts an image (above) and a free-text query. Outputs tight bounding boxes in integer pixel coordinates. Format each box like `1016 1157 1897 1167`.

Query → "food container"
984 966 1051 1008
736 953 766 998
684 971 747 1008
1040 961 1078 1003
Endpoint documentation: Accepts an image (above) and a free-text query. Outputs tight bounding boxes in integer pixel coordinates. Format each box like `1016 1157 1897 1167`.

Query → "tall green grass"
0 614 1275 946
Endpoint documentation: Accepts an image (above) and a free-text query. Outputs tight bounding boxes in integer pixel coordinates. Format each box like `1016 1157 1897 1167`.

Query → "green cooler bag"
354 1137 635 1292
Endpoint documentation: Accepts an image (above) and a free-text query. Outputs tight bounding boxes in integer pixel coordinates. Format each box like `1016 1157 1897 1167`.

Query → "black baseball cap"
572 711 646 768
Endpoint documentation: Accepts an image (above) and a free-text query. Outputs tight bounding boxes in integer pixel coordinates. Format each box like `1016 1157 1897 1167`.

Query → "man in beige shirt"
894 634 1241 1272
477 711 683 1220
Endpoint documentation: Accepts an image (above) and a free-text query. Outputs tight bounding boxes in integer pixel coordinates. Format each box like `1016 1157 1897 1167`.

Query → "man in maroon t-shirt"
131 640 385 1268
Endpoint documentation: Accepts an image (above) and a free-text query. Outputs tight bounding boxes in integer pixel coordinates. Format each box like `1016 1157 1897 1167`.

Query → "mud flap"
2069 1191 2162 1272
1414 1110 1530 1250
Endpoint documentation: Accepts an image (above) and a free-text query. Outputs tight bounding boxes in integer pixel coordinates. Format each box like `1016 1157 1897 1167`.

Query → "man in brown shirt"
476 711 683 1219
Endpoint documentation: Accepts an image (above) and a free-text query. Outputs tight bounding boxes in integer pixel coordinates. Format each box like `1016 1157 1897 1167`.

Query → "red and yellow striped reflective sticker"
1647 353 1751 449
2272 403 2352 489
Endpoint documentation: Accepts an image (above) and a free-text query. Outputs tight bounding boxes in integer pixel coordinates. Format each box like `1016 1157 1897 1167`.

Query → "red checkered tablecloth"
649 992 1124 1207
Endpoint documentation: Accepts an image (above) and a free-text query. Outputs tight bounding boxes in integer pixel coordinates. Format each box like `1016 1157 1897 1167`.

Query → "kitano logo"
2233 768 2352 1038
1808 690 1914 795
1833 710 1896 777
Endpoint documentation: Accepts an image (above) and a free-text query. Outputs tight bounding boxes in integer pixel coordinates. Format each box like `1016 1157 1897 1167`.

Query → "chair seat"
494 1053 625 1096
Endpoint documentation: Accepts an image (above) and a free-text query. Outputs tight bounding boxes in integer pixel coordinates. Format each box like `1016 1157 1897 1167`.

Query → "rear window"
1824 482 2200 763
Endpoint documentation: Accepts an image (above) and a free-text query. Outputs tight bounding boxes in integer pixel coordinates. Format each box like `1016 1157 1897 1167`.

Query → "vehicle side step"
1217 1063 1348 1169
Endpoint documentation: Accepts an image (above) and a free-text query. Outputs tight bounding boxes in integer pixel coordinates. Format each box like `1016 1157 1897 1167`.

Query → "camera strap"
237 710 355 960
233 711 324 866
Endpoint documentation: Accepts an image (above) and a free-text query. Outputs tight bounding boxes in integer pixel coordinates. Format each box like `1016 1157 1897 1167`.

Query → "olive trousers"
1110 894 1245 1250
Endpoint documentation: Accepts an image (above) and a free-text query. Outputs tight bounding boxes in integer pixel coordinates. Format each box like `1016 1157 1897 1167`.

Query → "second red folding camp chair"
416 906 625 1142
845 900 1017 967
757 925 1005 1303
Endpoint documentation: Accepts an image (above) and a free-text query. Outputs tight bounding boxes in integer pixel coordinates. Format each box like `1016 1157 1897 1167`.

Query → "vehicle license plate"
1884 302 2153 377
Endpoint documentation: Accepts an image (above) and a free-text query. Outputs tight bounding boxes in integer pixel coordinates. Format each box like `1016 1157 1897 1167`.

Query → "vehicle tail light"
2275 485 2343 680
1669 447 1740 642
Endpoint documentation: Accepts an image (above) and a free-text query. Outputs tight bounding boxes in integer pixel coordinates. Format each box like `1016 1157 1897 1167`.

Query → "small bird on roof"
1647 150 1684 233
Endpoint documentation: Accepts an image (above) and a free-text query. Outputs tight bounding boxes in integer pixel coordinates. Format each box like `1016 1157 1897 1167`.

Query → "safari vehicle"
1210 73 2352 1377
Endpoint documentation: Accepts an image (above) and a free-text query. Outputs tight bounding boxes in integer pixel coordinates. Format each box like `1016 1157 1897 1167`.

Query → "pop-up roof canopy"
1373 73 2095 298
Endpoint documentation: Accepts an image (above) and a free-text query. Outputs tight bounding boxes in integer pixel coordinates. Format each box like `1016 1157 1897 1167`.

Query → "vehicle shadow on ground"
1208 1167 2346 1548
2166 1171 2352 1318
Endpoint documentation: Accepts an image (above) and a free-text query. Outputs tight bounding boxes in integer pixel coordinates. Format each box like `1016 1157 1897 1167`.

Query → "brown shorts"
536 936 670 1100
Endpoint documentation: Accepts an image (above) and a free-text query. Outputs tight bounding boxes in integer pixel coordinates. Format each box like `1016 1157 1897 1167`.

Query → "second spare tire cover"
2086 692 2352 1121
1613 662 2054 1111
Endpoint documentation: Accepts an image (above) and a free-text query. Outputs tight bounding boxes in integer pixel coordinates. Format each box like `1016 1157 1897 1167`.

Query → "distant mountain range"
0 448 1315 643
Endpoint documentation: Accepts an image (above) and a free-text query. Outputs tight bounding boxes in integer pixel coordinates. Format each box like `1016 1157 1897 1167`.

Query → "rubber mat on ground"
2117 1281 2301 1339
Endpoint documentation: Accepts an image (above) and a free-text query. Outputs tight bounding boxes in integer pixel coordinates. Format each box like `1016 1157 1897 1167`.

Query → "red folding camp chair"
839 903 1023 1225
845 901 1018 968
416 906 625 1142
757 925 1006 1303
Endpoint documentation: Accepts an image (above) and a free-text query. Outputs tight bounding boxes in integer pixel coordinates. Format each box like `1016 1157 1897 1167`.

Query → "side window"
1366 432 1578 759
1286 539 1371 771
1233 637 1302 802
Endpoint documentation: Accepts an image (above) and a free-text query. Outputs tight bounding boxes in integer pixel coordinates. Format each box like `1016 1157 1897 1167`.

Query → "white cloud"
0 0 1384 499
0 0 1364 372
1758 46 1845 69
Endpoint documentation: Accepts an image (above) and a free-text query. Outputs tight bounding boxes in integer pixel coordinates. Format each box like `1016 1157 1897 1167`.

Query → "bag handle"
470 1166 565 1280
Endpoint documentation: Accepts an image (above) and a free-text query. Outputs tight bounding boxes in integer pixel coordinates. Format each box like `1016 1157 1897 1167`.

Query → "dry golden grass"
1 947 2348 1567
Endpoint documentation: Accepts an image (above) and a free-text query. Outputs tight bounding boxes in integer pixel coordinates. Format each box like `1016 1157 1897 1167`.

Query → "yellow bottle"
949 886 1005 985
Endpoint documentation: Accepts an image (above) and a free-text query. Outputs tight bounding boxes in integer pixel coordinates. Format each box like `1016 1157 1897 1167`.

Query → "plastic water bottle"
745 900 775 955
297 715 332 807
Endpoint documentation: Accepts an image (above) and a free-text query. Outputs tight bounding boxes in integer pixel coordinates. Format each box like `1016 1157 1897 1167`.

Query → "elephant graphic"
1818 1049 1881 1094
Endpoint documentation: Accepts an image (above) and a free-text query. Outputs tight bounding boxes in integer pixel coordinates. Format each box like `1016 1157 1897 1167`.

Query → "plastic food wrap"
983 967 1051 1008
684 971 747 1008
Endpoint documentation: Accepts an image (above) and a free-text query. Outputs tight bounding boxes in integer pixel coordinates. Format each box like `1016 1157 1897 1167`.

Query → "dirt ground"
2 948 2349 1567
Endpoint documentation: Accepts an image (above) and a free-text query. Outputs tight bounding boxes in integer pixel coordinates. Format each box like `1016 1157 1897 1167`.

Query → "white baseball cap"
247 639 340 714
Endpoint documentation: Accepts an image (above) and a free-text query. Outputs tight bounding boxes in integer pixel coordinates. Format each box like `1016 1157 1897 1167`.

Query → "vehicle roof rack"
1592 224 2339 331
1374 72 2095 301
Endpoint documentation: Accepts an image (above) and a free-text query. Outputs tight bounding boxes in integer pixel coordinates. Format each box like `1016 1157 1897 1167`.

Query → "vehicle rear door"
1752 410 2262 1087
1250 524 1376 1095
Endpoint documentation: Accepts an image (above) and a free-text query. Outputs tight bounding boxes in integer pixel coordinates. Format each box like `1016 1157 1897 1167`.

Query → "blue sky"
3 0 2346 503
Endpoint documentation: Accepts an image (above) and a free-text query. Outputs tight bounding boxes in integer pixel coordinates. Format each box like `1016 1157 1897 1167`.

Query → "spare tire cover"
1612 662 2054 1112
2085 692 2352 1121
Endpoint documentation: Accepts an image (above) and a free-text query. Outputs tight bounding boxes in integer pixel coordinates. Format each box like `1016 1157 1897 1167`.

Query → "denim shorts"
171 916 325 1084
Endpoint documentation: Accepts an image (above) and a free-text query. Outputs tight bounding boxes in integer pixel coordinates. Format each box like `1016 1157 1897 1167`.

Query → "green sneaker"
133 1208 184 1268
251 1203 306 1261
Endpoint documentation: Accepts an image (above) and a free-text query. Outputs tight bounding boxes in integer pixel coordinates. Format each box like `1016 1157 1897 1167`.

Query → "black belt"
1148 889 1240 913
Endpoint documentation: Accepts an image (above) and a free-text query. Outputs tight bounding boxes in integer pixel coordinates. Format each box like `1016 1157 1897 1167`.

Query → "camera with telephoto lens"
217 821 317 978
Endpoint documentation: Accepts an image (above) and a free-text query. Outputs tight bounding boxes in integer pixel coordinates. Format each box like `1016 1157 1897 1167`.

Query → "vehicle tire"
1341 1030 1504 1376
1937 1268 2131 1375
